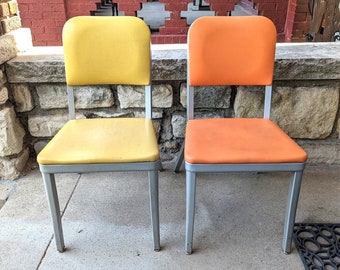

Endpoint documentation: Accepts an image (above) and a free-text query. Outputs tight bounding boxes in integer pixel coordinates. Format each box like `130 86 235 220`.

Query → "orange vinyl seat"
174 16 308 254
185 118 307 164
37 16 161 252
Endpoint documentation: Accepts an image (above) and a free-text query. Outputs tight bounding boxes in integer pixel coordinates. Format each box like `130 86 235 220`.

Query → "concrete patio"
0 161 339 269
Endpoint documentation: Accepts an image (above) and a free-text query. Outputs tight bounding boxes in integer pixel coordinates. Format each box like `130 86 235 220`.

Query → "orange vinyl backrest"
188 16 277 86
62 16 151 86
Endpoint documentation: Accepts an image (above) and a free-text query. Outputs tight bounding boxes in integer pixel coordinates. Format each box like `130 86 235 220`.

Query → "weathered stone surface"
0 106 25 157
0 148 29 180
171 111 225 139
6 51 65 83
234 85 340 139
118 84 173 109
0 86 8 104
275 43 340 80
0 34 16 65
180 83 231 108
1 15 21 33
12 84 34 112
171 114 186 138
34 140 48 155
338 117 340 139
0 69 7 85
152 44 186 81
0 3 10 17
302 142 340 164
36 85 114 109
134 111 163 119
28 114 68 137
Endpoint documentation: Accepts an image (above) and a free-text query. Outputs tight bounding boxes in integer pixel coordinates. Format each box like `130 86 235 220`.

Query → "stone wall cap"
10 42 340 63
276 42 340 60
6 43 340 83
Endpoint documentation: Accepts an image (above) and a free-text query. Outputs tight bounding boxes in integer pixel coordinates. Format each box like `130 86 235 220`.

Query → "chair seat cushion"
37 118 159 165
185 118 307 164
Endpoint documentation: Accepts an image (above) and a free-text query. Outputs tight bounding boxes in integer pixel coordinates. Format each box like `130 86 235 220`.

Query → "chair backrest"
188 16 276 86
63 16 151 86
62 16 152 119
187 16 277 119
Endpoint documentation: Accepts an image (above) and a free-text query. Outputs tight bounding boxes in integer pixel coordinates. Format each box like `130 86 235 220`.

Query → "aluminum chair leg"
185 171 196 254
174 143 184 173
42 173 65 252
282 171 303 254
148 170 160 251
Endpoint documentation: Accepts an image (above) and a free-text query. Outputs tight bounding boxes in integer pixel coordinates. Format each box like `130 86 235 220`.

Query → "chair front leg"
42 173 65 252
185 170 196 254
148 170 160 251
282 170 303 254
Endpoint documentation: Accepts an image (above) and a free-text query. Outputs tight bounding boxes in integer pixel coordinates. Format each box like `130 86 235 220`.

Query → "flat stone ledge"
6 43 340 83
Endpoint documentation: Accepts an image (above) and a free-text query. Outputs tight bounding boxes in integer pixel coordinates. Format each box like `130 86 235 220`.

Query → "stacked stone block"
0 33 29 180
0 0 20 35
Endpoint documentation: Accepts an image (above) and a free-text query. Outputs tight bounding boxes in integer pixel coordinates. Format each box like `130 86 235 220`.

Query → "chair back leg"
42 173 65 252
282 170 304 254
174 143 185 173
148 170 161 251
185 170 197 254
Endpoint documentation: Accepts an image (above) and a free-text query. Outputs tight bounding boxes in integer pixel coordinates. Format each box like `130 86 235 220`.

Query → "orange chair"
37 16 161 252
175 16 307 254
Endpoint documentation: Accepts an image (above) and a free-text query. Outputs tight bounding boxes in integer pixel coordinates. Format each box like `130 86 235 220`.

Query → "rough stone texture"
338 117 340 139
28 114 68 137
234 85 340 139
0 106 25 157
1 15 21 33
302 142 340 164
12 84 34 112
134 111 163 119
171 114 186 138
36 85 114 109
0 85 8 104
0 69 7 85
151 44 187 81
34 140 48 155
6 50 65 83
0 3 10 17
118 84 173 109
0 34 16 65
172 111 226 139
275 43 340 80
0 148 29 180
180 83 231 108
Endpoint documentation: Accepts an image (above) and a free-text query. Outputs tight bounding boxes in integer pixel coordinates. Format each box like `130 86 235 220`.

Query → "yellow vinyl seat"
38 16 161 252
173 16 307 255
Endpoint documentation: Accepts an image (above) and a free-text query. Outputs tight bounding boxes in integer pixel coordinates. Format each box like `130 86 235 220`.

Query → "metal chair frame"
174 16 307 255
39 17 161 252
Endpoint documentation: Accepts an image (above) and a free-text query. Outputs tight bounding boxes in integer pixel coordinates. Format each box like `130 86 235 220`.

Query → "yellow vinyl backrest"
188 16 277 86
62 16 151 86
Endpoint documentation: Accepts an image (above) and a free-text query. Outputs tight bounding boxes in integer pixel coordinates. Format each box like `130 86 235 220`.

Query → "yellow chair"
174 16 308 254
37 16 161 252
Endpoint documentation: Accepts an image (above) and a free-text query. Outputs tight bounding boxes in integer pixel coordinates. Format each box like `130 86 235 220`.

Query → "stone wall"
1 42 340 180
0 30 31 180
